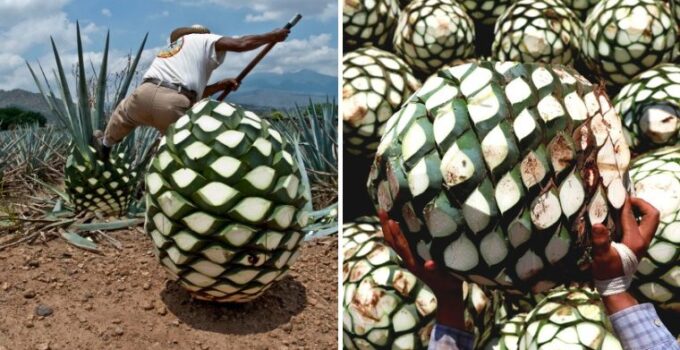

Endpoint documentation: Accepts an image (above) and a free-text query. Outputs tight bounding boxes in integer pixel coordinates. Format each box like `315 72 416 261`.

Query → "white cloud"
101 8 112 17
149 10 170 20
0 1 100 91
210 33 337 81
164 0 337 22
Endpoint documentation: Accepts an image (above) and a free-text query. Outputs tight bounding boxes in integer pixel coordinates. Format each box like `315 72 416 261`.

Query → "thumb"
591 224 612 257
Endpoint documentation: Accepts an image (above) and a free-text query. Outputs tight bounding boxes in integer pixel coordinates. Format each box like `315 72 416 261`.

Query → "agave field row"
343 0 679 348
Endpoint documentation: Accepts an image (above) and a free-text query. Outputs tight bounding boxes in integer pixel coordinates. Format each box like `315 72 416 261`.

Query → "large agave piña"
368 61 631 293
519 288 622 350
343 47 421 158
145 99 309 303
491 0 583 66
582 0 679 87
614 63 680 152
393 0 476 77
343 217 437 349
343 0 401 50
27 23 149 216
629 146 680 311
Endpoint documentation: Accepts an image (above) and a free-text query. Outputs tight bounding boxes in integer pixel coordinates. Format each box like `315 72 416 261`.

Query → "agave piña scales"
343 217 437 349
582 0 679 87
368 61 631 293
629 145 680 311
614 63 680 152
145 99 309 303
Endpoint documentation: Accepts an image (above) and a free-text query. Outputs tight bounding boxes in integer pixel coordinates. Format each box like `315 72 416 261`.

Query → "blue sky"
0 0 338 91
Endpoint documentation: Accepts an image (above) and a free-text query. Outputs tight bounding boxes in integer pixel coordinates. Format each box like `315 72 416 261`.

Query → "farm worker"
93 24 290 160
378 196 680 350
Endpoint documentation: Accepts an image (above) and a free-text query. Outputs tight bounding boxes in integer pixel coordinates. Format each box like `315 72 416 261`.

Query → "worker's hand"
218 78 240 92
270 28 290 43
590 197 659 280
378 211 466 330
590 197 659 315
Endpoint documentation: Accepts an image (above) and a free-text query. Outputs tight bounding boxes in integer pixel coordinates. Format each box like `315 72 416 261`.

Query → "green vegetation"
0 107 47 130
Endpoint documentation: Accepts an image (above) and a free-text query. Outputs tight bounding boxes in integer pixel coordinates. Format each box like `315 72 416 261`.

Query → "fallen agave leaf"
60 231 99 253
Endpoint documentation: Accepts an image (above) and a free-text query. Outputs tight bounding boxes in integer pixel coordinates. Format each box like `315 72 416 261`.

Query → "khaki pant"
104 82 192 144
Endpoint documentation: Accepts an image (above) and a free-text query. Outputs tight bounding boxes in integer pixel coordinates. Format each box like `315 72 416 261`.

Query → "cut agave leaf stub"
368 61 631 293
145 99 308 303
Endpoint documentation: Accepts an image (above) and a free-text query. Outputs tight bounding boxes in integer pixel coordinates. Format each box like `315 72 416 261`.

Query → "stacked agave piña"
614 63 680 151
561 0 602 19
519 288 622 350
491 0 583 66
628 146 680 311
145 99 308 303
343 217 437 349
483 313 527 350
343 47 422 157
368 61 631 293
344 0 401 50
393 0 476 77
27 24 148 216
582 0 679 87
457 0 515 26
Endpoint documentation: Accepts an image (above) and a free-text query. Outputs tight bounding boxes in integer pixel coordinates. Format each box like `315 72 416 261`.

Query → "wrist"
601 291 638 315
433 291 466 330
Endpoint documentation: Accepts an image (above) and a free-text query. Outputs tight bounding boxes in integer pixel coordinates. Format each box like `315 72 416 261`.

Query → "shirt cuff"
609 303 678 350
428 323 474 350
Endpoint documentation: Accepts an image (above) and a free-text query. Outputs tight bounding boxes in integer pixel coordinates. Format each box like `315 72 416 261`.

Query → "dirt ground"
0 229 338 350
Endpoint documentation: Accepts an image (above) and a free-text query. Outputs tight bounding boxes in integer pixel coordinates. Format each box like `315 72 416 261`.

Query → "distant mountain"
0 89 58 123
0 69 337 119
228 69 337 108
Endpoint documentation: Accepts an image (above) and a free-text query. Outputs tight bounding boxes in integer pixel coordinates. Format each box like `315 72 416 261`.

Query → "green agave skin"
343 47 422 158
343 217 437 349
344 0 401 50
582 0 679 87
393 0 476 77
519 288 622 350
562 0 601 19
629 146 680 311
457 0 516 26
145 99 308 303
492 0 584 66
368 61 631 294
614 63 680 152
482 313 527 350
65 148 134 216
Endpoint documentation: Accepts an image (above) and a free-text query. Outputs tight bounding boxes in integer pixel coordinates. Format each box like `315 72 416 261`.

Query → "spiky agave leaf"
614 63 680 152
343 217 437 349
582 0 679 87
27 23 149 216
492 0 584 66
273 99 338 185
343 0 401 50
629 145 680 312
368 61 631 294
519 288 622 350
393 0 476 77
145 99 310 303
343 47 421 158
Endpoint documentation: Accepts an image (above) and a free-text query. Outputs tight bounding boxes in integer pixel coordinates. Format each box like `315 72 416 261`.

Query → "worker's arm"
591 197 679 350
215 29 289 53
203 78 239 98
